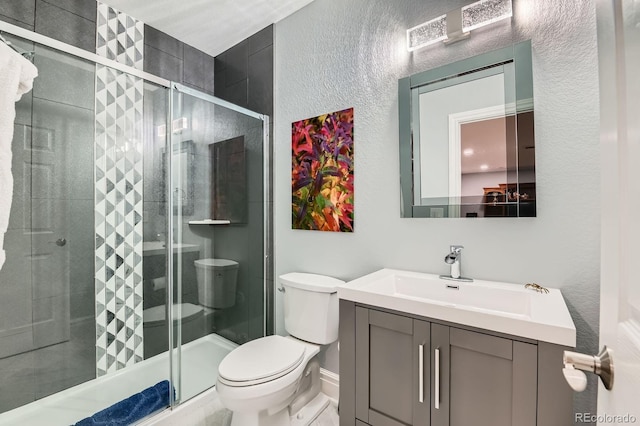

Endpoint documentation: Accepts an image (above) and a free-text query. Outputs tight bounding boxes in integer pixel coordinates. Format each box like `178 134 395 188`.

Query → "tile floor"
310 402 339 426
203 399 339 426
146 390 339 426
210 401 339 426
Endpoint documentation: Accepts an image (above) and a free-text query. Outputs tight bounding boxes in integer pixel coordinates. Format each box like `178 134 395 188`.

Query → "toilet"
143 303 205 359
216 272 344 426
194 258 239 308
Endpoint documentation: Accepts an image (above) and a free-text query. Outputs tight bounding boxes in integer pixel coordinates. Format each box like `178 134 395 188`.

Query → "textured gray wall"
274 0 600 416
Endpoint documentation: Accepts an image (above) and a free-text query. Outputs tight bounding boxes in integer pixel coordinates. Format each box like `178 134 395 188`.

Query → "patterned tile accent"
94 2 145 376
96 3 144 69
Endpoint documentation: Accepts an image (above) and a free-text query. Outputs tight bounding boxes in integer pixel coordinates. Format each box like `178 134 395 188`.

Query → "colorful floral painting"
292 108 354 232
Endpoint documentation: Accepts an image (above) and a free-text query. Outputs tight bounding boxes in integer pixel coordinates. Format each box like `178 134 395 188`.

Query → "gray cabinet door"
431 325 538 426
355 307 430 426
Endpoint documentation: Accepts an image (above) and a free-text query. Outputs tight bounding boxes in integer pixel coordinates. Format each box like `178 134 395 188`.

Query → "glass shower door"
0 25 269 421
0 30 173 422
0 35 96 411
168 83 268 402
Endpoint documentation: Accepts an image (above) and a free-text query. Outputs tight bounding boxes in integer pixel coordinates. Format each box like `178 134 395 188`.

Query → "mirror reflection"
399 40 535 218
160 140 195 216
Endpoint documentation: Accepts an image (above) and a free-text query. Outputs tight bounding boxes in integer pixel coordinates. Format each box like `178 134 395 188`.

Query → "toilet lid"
279 272 344 293
218 336 305 386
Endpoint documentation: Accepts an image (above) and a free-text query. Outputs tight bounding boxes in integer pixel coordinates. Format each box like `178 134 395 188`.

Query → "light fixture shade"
407 14 447 51
461 0 512 33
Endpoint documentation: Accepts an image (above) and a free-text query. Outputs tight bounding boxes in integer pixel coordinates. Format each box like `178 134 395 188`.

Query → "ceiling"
460 117 507 175
100 0 314 57
460 113 536 175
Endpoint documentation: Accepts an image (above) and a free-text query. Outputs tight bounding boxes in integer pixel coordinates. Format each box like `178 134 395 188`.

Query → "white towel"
0 41 38 271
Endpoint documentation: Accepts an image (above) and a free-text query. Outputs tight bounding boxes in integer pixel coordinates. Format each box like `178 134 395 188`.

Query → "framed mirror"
209 136 247 223
399 40 535 218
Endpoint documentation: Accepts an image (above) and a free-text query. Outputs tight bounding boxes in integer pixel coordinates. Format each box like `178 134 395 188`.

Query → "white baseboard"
320 368 339 402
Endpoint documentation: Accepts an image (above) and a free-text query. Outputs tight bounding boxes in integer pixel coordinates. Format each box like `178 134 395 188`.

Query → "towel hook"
0 31 35 61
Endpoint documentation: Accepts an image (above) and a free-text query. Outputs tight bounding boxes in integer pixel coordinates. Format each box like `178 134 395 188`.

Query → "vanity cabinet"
429 323 537 426
354 308 430 425
339 300 572 426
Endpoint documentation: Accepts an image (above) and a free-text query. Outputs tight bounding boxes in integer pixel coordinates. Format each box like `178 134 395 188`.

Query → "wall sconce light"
407 14 447 51
407 0 512 51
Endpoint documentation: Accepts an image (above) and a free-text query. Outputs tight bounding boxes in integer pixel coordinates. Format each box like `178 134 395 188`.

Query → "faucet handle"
450 245 464 253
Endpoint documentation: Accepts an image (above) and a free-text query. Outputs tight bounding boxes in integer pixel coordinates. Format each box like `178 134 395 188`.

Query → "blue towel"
74 380 172 426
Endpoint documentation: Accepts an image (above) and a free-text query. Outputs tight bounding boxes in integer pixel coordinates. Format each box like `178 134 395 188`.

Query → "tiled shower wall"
213 27 274 336
0 1 218 92
144 25 215 95
0 0 97 50
94 2 146 375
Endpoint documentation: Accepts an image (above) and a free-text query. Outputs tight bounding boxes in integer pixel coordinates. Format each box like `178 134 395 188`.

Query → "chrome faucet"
439 245 473 282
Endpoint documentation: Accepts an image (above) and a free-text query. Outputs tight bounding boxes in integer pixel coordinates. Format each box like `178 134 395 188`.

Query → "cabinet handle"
418 344 424 403
435 347 440 410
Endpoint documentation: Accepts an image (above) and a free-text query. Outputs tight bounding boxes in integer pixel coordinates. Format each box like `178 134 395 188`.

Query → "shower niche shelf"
188 220 231 225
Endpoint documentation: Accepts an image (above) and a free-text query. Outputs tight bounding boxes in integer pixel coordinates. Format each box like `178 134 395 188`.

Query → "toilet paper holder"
563 346 614 392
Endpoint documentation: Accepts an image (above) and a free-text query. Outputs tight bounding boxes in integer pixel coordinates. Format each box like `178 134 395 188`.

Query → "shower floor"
0 316 96 414
0 333 237 425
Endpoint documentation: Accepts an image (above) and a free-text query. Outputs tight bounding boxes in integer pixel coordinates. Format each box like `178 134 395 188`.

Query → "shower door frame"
0 19 272 409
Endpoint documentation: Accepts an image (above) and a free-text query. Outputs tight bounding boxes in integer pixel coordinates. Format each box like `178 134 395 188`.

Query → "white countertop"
338 268 576 347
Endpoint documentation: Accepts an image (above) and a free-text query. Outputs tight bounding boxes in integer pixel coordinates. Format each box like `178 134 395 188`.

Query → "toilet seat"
143 303 203 327
218 336 306 387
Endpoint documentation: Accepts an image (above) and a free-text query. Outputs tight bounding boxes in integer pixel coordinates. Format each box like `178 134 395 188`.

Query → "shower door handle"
48 238 67 247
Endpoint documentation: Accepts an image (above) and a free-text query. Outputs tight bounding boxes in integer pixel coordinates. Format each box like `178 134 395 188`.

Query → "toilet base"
229 393 330 426
290 393 330 426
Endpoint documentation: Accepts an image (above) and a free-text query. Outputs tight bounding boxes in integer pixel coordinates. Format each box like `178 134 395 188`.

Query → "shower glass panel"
0 35 97 412
168 84 268 402
0 31 172 423
0 23 270 424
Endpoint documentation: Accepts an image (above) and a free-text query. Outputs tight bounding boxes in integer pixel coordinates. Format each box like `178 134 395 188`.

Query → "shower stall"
0 20 270 425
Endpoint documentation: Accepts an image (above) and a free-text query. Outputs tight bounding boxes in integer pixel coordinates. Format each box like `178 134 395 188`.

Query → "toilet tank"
279 272 345 345
194 258 239 308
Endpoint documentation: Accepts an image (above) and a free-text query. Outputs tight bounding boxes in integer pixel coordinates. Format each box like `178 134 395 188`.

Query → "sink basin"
338 268 576 346
392 275 531 318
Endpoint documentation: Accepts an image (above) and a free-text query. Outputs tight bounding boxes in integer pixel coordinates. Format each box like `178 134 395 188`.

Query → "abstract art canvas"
292 107 354 232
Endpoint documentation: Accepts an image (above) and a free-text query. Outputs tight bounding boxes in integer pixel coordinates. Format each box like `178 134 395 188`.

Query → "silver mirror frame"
399 40 534 218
